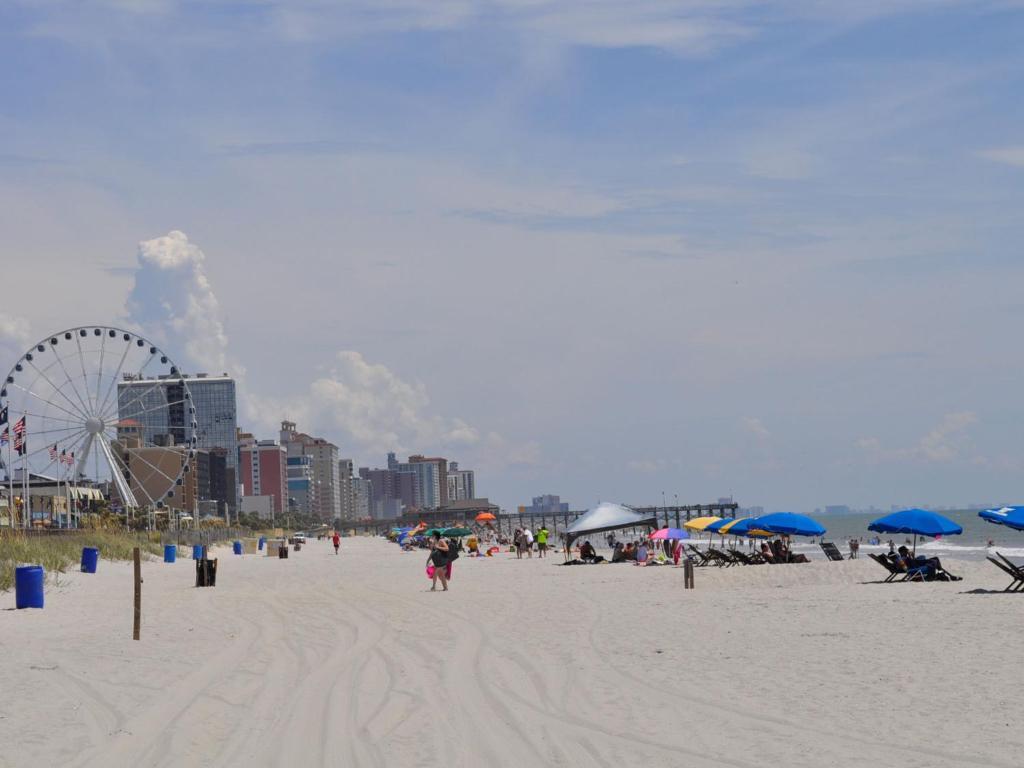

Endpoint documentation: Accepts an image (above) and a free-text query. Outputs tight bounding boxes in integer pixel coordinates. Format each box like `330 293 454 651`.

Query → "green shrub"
0 531 163 592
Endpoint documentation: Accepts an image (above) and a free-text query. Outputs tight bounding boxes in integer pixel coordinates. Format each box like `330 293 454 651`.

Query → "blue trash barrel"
258 536 265 551
164 544 176 563
193 544 203 560
233 540 243 555
15 565 44 609
81 547 99 574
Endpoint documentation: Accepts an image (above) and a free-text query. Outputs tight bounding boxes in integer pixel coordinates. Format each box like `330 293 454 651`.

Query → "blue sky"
2 1 1024 512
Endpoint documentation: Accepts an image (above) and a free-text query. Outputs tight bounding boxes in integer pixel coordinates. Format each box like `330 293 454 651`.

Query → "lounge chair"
706 548 739 567
686 545 713 567
868 553 958 583
729 549 765 565
819 542 845 562
989 553 1024 592
868 553 904 582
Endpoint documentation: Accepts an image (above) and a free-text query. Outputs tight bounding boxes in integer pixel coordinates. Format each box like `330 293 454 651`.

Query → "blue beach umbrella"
979 506 1024 533
868 508 962 555
755 512 826 538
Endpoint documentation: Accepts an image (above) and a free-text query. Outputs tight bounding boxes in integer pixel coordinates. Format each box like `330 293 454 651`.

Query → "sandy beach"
1 537 1020 768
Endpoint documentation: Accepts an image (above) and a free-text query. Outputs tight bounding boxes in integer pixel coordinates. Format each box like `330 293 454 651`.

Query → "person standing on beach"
332 532 340 555
513 528 523 559
428 532 450 591
536 526 549 558
523 527 534 558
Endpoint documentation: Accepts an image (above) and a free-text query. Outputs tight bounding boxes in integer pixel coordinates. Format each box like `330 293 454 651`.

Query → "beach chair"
819 542 845 562
729 549 764 565
707 548 739 567
687 545 713 567
987 554 1024 592
868 553 902 582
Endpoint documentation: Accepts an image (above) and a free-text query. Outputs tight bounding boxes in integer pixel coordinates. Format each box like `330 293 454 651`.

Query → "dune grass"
0 531 164 592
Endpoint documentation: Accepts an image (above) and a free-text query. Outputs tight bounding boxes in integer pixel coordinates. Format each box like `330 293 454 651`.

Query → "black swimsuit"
431 548 448 567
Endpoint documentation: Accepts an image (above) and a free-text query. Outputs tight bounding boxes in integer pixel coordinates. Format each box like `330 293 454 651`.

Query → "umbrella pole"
913 533 917 558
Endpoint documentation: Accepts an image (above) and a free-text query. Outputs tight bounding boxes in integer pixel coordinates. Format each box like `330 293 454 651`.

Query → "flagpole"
56 446 62 529
5 433 13 529
22 415 28 530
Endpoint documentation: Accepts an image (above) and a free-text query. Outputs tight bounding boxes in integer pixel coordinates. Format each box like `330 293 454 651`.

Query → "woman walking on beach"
428 532 450 591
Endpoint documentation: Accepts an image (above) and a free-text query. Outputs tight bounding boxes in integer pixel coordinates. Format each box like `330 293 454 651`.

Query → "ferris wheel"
0 326 197 524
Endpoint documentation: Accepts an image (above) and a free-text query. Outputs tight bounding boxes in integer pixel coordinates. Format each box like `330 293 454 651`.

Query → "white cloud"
627 458 669 473
977 146 1024 168
743 416 771 440
0 313 33 373
124 231 235 376
13 0 931 57
305 350 481 453
856 411 977 464
119 233 535 469
917 411 976 462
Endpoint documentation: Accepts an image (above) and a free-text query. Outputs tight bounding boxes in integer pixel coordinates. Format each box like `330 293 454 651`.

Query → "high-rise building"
521 494 570 515
446 461 475 502
338 459 354 519
359 466 396 518
406 455 448 509
279 421 340 522
351 476 371 519
238 430 288 516
117 373 238 511
286 455 315 516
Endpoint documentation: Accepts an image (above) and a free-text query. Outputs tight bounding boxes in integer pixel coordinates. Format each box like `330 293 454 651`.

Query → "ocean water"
787 510 1024 561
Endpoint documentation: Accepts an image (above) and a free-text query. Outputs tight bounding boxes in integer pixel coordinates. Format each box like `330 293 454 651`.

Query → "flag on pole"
0 427 7 446
13 416 26 456
49 443 58 461
60 449 67 465
0 405 7 425
68 451 75 466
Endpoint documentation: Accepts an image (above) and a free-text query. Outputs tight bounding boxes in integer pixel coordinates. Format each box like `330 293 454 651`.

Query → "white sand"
0 538 1020 768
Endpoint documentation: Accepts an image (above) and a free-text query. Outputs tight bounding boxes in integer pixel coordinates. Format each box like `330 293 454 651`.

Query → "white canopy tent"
563 502 658 553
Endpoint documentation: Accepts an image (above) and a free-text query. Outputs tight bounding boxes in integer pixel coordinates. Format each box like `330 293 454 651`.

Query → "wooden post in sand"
683 557 694 589
132 547 141 641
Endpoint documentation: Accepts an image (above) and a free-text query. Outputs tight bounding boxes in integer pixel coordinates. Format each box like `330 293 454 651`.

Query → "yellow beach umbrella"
684 516 723 549
683 516 723 532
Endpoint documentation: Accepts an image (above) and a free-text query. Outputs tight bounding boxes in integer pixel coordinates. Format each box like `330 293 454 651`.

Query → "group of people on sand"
512 526 549 558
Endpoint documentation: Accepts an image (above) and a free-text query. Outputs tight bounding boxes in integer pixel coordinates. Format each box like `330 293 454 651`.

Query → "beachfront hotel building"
446 462 475 502
351 476 371 519
338 458 354 519
238 431 288 516
353 453 479 519
286 454 316 517
280 421 340 521
117 372 239 512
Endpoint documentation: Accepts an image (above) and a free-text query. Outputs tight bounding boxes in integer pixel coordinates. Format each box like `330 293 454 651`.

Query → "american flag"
60 449 67 465
67 451 75 466
49 443 58 461
0 405 7 425
0 427 7 446
13 416 26 456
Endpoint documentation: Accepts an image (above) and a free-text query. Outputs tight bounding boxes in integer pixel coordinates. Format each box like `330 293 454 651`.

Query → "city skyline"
2 3 1024 512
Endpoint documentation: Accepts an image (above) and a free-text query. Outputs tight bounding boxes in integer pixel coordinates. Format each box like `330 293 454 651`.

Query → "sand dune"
0 538 1020 767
